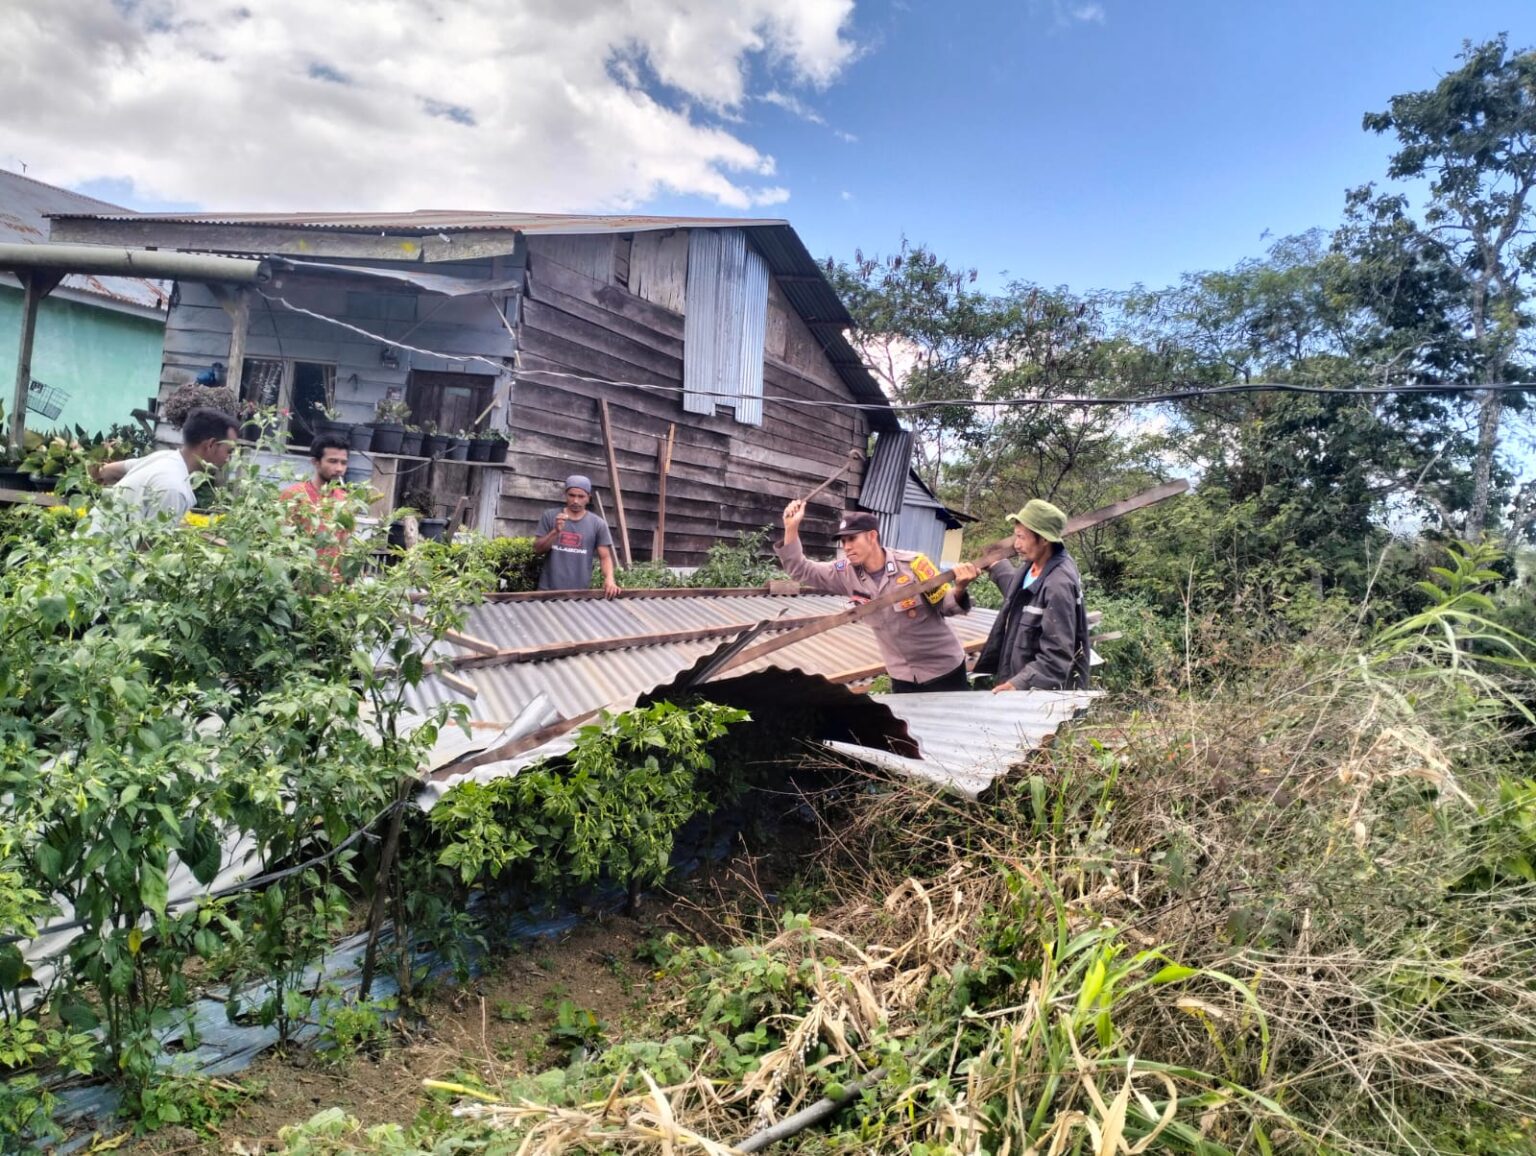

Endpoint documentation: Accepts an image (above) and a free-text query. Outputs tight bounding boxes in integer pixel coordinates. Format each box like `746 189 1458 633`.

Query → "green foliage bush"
427 700 749 895
0 452 481 1120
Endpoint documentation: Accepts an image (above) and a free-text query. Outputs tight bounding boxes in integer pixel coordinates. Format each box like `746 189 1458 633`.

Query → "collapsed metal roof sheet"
0 169 168 313
406 592 1000 727
826 689 1099 800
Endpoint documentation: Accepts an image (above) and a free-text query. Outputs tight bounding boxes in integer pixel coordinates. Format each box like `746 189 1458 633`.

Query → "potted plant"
0 444 29 491
401 486 447 542
370 398 410 455
310 401 352 443
485 428 510 464
444 428 471 462
398 424 424 457
161 381 238 428
419 421 450 460
467 429 494 463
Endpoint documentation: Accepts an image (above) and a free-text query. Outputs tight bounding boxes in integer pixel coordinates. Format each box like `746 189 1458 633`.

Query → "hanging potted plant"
444 428 471 462
370 398 410 454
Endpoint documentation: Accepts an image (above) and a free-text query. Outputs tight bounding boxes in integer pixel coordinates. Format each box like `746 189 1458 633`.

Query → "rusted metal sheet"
0 170 167 312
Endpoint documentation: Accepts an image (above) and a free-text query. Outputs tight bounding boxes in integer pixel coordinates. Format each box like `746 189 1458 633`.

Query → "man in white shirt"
93 407 239 520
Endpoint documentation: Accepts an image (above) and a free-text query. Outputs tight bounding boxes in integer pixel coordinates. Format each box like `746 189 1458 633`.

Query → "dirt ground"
108 832 824 1154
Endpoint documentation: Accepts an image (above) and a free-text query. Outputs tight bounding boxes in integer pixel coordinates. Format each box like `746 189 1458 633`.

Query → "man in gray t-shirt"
534 474 619 596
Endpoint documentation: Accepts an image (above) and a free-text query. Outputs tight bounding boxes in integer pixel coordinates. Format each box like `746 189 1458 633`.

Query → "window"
682 229 769 426
239 358 335 444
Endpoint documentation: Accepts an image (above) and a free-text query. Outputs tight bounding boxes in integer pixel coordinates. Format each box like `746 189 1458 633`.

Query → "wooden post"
597 398 633 567
224 287 250 402
369 456 400 519
8 270 62 452
653 423 675 561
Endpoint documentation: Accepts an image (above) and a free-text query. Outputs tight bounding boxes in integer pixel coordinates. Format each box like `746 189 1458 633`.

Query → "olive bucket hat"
1006 498 1067 543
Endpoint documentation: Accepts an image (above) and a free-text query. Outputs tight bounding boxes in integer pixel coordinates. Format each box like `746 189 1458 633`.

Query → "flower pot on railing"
445 437 470 462
417 516 449 541
0 467 31 491
370 422 405 455
313 417 352 444
421 432 450 459
468 437 492 463
487 437 509 464
348 423 374 452
398 429 424 457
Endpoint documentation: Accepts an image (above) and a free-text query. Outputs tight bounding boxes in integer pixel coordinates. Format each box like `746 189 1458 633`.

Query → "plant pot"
0 467 30 491
313 417 352 444
348 423 375 452
417 516 449 542
370 422 405 455
468 438 492 463
387 519 409 550
398 430 424 457
445 437 470 462
486 438 509 464
28 473 55 493
421 433 450 459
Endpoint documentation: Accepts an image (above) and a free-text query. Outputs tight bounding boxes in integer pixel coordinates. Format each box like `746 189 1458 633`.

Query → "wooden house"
46 210 898 563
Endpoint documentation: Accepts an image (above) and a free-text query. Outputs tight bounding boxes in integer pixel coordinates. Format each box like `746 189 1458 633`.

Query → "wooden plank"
436 670 480 698
973 480 1193 568
525 276 685 361
597 398 632 567
0 487 61 507
441 619 823 674
654 423 674 561
9 269 62 450
528 257 686 338
522 297 682 381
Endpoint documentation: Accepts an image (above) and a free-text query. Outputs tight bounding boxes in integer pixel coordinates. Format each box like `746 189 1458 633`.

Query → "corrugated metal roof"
44 208 789 234
861 429 915 515
406 592 998 726
46 205 896 428
826 689 1100 800
0 170 168 312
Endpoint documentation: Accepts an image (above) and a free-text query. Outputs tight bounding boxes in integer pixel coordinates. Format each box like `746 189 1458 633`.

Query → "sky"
3 0 1534 295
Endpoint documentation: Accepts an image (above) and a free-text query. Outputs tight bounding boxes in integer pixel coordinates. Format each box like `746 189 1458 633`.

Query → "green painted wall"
0 286 163 436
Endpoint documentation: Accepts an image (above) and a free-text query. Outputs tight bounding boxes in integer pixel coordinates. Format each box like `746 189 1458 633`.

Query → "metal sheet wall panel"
734 243 769 427
682 229 721 415
861 430 914 514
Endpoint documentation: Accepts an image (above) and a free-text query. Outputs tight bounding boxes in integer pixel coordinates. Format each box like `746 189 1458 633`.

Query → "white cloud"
1070 4 1106 23
760 89 826 126
0 0 859 213
840 190 854 201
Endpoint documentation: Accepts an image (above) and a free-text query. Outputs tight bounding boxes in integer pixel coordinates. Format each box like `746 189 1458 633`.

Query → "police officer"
776 500 981 692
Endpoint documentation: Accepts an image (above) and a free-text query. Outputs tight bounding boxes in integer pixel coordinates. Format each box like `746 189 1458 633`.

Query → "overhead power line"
260 292 1536 415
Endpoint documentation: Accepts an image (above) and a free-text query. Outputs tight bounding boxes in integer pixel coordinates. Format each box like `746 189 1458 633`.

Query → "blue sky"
18 0 1536 297
649 0 1536 292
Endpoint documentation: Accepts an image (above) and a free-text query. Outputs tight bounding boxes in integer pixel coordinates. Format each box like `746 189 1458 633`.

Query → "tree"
1360 34 1536 537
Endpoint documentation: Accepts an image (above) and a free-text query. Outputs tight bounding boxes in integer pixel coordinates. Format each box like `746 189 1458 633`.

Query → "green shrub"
428 700 749 895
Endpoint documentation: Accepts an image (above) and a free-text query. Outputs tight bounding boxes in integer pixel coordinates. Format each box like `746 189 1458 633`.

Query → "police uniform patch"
910 553 952 605
834 559 847 571
895 574 910 585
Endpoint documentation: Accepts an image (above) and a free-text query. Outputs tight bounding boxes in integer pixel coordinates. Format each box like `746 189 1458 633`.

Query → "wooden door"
405 371 495 520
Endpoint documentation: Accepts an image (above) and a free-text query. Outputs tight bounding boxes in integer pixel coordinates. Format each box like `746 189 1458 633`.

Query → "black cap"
834 511 880 537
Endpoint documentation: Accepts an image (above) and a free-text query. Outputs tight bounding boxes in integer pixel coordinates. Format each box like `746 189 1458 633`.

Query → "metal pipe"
735 1067 887 1153
0 242 269 283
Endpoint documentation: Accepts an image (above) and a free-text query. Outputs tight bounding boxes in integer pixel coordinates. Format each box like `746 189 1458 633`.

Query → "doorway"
404 370 496 521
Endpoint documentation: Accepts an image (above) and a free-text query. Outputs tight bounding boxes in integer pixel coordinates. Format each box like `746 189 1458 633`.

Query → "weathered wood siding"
503 233 869 566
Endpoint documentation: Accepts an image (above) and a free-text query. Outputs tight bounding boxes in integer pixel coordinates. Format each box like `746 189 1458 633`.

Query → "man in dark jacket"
973 499 1091 692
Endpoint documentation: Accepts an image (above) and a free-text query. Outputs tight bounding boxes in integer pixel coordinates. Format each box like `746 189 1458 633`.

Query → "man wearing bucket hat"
974 498 1090 692
534 474 620 597
776 499 981 692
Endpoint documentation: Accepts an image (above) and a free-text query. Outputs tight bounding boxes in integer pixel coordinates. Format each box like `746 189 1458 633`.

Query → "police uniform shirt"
774 536 969 683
